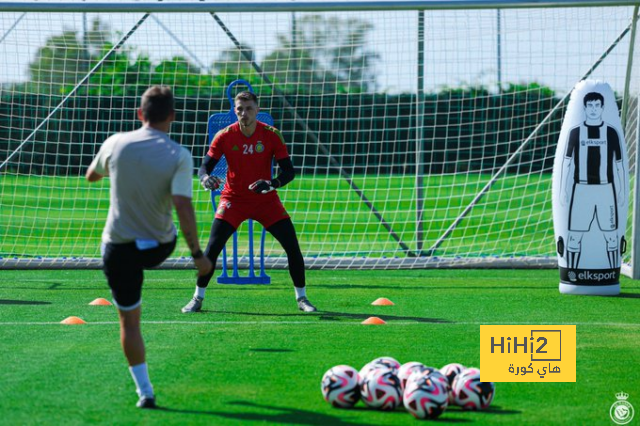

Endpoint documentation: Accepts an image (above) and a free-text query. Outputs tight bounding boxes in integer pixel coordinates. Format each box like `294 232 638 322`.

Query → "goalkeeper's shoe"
136 396 157 409
297 296 317 312
181 296 203 313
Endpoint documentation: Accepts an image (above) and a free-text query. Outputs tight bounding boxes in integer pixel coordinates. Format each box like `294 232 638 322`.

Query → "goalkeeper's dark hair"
235 91 258 104
141 86 175 123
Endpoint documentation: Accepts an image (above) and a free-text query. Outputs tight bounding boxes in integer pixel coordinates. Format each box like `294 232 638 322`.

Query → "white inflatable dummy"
552 80 628 295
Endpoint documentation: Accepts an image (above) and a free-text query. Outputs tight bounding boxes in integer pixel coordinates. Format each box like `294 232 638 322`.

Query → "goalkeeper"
181 91 317 314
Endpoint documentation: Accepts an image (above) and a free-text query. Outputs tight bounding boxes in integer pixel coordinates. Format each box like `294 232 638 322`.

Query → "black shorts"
102 238 176 311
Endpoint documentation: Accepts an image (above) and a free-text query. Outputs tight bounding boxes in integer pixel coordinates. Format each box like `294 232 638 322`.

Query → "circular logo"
255 142 264 153
610 400 634 425
568 271 577 282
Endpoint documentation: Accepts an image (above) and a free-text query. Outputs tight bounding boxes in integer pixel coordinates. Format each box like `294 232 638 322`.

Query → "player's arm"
611 127 627 203
560 128 578 205
173 195 212 276
198 154 222 190
172 150 212 276
86 165 104 182
249 157 295 194
86 135 117 182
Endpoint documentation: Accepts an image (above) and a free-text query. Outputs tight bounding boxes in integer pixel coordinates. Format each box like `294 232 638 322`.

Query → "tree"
28 18 113 96
211 43 256 78
28 30 87 95
261 15 379 94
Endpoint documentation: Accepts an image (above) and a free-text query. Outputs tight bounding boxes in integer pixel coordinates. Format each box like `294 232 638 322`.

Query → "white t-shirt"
90 127 193 244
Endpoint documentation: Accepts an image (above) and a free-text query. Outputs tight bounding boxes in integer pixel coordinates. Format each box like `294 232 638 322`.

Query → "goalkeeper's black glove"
200 175 222 191
249 179 277 194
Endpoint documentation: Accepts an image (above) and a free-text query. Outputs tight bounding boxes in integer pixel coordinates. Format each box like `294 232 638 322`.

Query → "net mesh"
0 5 639 269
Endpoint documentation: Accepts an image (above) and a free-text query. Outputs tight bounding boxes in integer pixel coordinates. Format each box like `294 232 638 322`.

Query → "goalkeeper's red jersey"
207 121 290 200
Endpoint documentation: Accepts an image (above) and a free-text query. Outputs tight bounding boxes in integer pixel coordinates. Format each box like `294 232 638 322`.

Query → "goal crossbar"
1 1 640 13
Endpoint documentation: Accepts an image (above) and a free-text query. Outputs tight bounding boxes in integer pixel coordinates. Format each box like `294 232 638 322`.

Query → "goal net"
1 1 640 272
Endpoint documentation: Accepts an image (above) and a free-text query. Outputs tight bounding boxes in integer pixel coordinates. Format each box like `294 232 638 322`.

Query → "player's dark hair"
140 86 175 123
235 91 258 104
583 91 604 107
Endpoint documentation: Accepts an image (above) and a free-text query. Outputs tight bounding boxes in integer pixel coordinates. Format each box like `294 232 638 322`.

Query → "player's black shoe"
136 396 157 409
297 296 317 312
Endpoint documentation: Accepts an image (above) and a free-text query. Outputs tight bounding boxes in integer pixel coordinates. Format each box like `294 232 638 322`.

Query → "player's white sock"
294 286 306 299
195 286 206 299
129 362 154 398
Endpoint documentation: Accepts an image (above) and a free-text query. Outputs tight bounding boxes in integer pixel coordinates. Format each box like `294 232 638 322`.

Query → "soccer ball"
440 363 465 385
397 361 425 391
451 367 495 410
403 373 449 419
321 365 361 408
360 368 403 411
370 356 401 373
407 366 449 390
440 363 465 404
358 356 400 385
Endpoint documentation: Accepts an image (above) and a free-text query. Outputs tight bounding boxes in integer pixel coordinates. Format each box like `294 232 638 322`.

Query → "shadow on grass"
0 299 51 305
156 400 364 425
310 284 555 291
154 400 514 423
614 292 640 299
319 311 451 323
447 405 521 415
204 309 450 324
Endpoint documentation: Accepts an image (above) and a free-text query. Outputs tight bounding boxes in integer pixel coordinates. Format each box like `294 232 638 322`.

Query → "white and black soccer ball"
360 368 403 411
358 356 400 385
440 363 465 385
440 363 465 404
451 367 495 410
403 373 449 419
370 356 401 373
397 361 425 392
321 365 361 408
407 366 449 391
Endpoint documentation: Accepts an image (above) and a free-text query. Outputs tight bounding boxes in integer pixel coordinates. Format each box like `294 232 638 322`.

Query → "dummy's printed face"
235 99 259 127
585 100 603 121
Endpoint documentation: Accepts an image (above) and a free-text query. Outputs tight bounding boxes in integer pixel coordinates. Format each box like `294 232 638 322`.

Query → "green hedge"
0 92 560 176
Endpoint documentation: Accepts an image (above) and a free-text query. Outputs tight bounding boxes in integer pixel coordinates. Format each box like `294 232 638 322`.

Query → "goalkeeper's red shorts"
215 195 290 229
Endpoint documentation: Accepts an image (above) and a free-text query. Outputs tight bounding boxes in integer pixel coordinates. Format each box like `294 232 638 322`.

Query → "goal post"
1 1 640 274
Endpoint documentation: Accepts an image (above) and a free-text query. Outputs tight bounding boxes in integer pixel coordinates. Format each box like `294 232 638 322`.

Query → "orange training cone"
89 298 112 306
61 316 87 325
361 316 386 325
371 298 395 306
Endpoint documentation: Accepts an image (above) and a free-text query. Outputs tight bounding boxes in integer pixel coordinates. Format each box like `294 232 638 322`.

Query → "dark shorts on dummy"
102 238 176 311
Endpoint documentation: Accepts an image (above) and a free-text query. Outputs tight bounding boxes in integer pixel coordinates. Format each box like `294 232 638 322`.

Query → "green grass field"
0 174 555 260
1 268 639 425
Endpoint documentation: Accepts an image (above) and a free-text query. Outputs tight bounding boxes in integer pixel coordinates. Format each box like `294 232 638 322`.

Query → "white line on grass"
0 321 639 327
